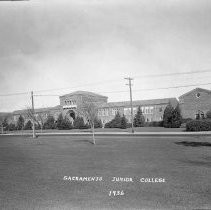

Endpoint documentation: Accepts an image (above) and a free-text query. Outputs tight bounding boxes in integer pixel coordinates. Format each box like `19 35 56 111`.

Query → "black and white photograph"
0 0 211 209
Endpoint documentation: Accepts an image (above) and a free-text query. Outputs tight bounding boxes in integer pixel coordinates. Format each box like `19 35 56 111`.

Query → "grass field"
0 135 211 209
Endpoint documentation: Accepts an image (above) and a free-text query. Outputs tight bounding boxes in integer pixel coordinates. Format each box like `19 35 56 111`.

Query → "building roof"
13 105 62 115
98 98 178 108
0 112 11 117
60 91 108 99
179 88 211 99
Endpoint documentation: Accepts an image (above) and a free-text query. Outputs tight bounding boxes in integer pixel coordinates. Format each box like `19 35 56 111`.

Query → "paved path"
1 131 211 137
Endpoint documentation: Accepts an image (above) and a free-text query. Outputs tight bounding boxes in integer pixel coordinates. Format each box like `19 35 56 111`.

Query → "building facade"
97 98 178 125
179 88 211 119
8 87 211 127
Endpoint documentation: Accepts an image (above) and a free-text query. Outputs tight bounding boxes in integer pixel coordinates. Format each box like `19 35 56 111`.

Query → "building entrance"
68 110 76 120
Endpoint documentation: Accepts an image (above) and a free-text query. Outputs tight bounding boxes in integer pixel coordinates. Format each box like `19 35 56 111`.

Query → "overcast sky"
1 0 211 112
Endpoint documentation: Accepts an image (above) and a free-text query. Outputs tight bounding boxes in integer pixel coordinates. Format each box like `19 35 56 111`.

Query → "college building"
9 87 211 127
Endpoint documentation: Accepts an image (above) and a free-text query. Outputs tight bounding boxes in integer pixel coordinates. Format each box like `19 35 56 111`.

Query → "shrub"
35 123 41 130
94 118 103 128
171 105 182 128
8 123 16 131
163 103 182 128
24 120 32 130
105 112 122 128
181 118 192 124
186 119 211 131
2 118 9 131
16 115 24 130
43 115 56 129
163 104 174 128
120 114 127 129
56 113 64 130
134 106 145 127
73 116 87 129
144 121 163 127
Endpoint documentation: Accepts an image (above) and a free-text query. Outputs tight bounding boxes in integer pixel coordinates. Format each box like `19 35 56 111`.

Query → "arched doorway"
68 110 76 120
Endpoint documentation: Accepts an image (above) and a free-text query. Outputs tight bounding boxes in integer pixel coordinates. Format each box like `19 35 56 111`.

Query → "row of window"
98 106 156 116
64 100 76 105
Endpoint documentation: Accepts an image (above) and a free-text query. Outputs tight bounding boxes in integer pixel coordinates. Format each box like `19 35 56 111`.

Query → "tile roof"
13 105 62 115
179 87 211 99
98 98 178 108
60 91 108 99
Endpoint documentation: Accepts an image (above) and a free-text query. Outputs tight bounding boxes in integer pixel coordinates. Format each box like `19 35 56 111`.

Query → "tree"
94 117 103 128
120 114 127 129
17 115 25 130
105 112 122 128
43 115 56 129
8 123 16 131
56 113 64 130
25 107 38 136
0 117 3 134
113 111 122 128
133 106 145 127
24 120 32 130
2 117 9 131
163 103 174 128
0 116 10 133
73 116 86 129
77 96 99 144
36 113 46 132
62 117 73 130
171 104 182 128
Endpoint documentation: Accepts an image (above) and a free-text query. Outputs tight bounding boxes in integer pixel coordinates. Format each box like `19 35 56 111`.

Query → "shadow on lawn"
175 141 211 147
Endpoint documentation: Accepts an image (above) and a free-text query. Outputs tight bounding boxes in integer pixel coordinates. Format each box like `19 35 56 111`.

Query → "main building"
10 87 211 127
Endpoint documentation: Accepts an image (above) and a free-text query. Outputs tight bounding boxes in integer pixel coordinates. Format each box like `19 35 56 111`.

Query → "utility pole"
125 77 134 133
31 91 36 138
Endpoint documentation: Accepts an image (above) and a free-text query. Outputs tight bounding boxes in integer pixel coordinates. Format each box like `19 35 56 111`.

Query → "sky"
1 0 211 112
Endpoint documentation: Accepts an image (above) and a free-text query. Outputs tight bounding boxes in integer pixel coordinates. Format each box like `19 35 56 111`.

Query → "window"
195 113 200 120
98 110 101 116
196 93 201 98
150 107 153 114
112 108 120 115
104 109 109 116
112 108 116 115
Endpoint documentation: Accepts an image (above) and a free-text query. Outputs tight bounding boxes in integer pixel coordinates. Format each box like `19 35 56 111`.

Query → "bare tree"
25 107 48 133
0 116 3 134
77 96 99 145
36 113 46 133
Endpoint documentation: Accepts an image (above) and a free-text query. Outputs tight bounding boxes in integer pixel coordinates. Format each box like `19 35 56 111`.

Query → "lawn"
0 135 210 209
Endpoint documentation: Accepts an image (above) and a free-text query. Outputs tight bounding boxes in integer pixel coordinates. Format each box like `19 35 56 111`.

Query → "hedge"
144 121 163 127
186 119 211 131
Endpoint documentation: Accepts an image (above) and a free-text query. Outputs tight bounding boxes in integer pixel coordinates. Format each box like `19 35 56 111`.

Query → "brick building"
12 106 62 126
179 88 211 119
8 87 211 127
59 91 108 122
97 98 178 125
59 91 178 126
